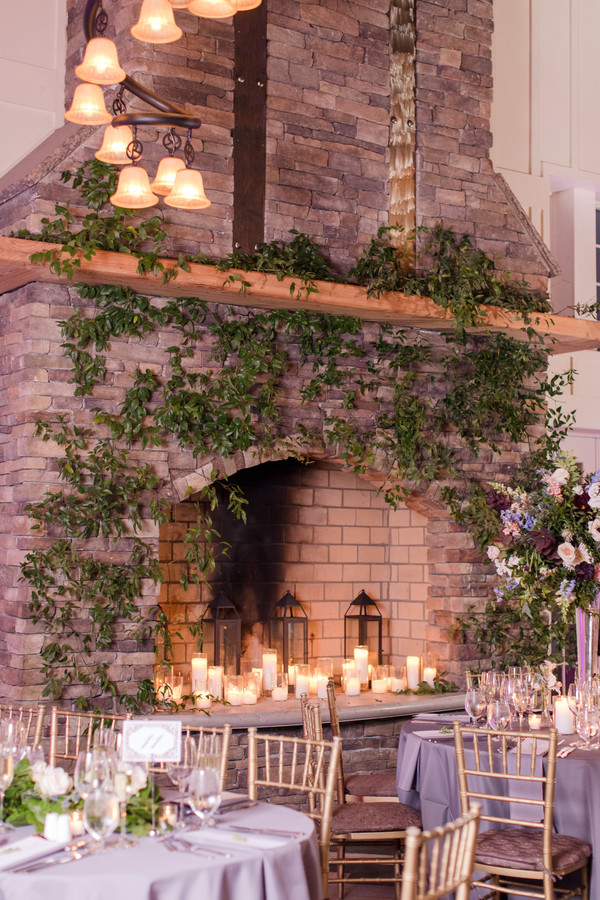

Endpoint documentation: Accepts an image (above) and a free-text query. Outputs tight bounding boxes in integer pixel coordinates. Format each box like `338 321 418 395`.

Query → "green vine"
15 161 573 705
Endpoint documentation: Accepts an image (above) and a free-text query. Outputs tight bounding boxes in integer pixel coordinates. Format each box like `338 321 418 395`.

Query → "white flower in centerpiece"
557 542 579 569
36 765 72 799
550 467 570 486
588 483 600 509
589 519 600 542
113 761 147 802
578 542 593 563
574 485 584 495
30 761 47 786
486 545 500 561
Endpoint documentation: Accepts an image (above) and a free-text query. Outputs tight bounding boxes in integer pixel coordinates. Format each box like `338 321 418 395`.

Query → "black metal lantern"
344 589 383 665
202 593 241 675
268 590 308 670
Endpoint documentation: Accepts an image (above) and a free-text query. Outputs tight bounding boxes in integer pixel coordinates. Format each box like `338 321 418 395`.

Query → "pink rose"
551 467 569 486
557 542 578 569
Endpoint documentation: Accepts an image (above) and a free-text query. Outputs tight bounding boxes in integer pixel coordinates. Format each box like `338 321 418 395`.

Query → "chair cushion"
476 829 592 872
345 771 398 798
330 801 421 835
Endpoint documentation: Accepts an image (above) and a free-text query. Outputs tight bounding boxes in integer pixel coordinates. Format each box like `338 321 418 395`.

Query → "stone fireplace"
0 0 558 704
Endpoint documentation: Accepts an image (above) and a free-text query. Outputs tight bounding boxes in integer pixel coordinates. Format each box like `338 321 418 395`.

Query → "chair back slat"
150 724 232 792
400 805 481 900
0 704 46 745
49 707 131 766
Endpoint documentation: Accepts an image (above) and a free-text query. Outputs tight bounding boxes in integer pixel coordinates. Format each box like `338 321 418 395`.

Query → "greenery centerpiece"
482 453 600 675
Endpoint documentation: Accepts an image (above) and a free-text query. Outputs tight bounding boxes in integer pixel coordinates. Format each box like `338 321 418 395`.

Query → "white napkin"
0 835 68 872
413 713 470 724
512 738 549 757
185 827 287 850
412 730 456 740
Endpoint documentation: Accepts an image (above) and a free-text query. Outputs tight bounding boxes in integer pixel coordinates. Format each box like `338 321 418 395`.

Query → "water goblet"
166 734 196 828
82 788 120 853
74 748 113 800
113 763 139 848
575 707 600 751
187 766 222 828
0 749 14 833
465 689 486 727
487 699 511 732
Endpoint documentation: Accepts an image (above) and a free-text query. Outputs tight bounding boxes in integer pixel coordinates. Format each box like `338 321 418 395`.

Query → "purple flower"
574 562 596 583
528 527 558 559
487 489 511 512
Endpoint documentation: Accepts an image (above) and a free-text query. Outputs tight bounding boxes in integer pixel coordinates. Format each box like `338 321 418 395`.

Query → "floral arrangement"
486 454 600 621
4 758 161 835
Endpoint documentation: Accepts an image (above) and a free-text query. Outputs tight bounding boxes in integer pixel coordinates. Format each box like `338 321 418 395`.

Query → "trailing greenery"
15 160 574 705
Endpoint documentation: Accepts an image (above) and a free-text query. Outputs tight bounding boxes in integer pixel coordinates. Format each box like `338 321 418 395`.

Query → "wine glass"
187 767 222 828
487 699 511 731
83 788 120 853
512 680 530 730
465 689 486 727
166 734 196 828
74 748 113 800
575 707 599 751
0 749 14 833
113 764 138 848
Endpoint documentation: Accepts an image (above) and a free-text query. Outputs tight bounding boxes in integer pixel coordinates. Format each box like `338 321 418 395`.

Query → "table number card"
122 719 182 763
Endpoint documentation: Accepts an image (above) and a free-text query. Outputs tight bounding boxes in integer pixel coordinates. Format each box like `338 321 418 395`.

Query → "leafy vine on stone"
15 161 574 707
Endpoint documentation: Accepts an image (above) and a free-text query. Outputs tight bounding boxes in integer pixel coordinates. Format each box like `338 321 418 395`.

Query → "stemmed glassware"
487 699 512 731
83 788 120 852
113 763 138 848
74 748 113 800
0 746 14 833
465 688 487 727
166 735 196 829
187 766 222 828
575 706 600 751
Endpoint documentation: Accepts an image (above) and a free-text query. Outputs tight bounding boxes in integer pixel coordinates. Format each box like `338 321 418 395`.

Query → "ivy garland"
14 160 574 708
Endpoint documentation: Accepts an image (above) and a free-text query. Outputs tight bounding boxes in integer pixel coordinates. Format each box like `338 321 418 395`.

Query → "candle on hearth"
288 663 296 686
554 697 575 734
262 650 277 692
354 646 369 686
295 664 310 699
272 671 288 701
390 665 407 692
345 676 361 697
208 665 223 700
191 653 208 693
195 692 212 710
243 689 258 704
423 666 437 688
227 687 243 706
406 656 421 690
309 670 319 696
371 665 388 694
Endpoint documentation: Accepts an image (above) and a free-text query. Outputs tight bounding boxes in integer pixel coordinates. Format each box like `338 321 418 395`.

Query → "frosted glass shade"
187 0 236 18
110 165 159 209
131 0 183 43
233 0 262 10
65 83 112 125
164 168 211 209
169 0 190 6
95 125 134 164
75 38 126 85
150 156 186 195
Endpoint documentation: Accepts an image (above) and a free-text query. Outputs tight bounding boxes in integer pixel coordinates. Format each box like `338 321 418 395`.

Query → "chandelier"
66 0 261 210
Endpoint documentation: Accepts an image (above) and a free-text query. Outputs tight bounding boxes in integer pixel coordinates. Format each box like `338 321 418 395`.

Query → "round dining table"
397 715 599 899
0 798 322 900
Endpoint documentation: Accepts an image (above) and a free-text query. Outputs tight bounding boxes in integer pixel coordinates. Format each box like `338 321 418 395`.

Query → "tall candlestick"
295 672 310 700
554 697 574 734
354 646 369 686
262 650 277 692
407 656 420 690
345 676 360 696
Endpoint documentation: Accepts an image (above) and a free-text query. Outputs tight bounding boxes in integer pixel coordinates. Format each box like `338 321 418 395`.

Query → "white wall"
0 0 66 180
491 0 600 466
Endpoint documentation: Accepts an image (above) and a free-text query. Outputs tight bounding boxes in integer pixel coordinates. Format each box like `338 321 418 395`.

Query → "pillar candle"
554 697 575 734
345 676 361 697
288 664 296 686
227 687 243 706
208 665 223 700
272 685 288 702
407 656 420 690
262 650 277 691
317 675 328 699
295 672 310 699
243 689 258 705
423 666 436 688
371 678 387 694
354 646 369 685
191 654 208 693
391 675 407 692
309 672 319 696
195 692 212 710
529 714 541 731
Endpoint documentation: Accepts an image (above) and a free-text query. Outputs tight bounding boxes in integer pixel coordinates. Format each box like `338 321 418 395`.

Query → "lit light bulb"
164 168 211 209
75 37 126 85
150 156 186 195
65 83 112 125
187 0 236 18
95 125 134 165
110 165 159 209
131 0 183 43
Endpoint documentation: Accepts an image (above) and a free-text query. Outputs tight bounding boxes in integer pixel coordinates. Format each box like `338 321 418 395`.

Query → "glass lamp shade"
131 0 183 43
110 165 159 209
187 0 236 18
150 156 186 195
65 83 112 125
169 0 190 6
233 0 262 10
164 168 211 208
75 38 126 85
95 125 134 164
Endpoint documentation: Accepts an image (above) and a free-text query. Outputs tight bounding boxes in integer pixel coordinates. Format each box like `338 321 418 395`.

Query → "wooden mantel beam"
0 235 598 354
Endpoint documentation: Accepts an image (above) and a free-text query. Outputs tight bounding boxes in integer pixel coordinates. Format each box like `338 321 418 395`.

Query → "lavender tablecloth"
397 719 596 899
0 801 322 900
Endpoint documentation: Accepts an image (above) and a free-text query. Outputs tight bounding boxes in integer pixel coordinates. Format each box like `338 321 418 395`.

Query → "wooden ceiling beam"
0 235 598 354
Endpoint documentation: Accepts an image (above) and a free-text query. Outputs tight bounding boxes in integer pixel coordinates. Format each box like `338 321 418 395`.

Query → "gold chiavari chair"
454 723 591 900
150 723 232 792
400 805 481 900
247 727 342 900
48 706 131 767
302 693 421 900
326 678 398 802
0 704 46 746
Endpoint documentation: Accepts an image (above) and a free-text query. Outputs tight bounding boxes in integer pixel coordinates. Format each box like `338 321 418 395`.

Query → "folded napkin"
0 835 68 872
185 827 288 850
412 730 456 740
413 713 470 724
514 738 549 757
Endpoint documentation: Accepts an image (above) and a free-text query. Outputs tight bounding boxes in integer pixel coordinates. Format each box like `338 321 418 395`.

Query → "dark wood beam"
233 2 268 252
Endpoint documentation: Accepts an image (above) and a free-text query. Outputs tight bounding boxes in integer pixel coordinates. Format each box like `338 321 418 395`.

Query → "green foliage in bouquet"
4 761 70 831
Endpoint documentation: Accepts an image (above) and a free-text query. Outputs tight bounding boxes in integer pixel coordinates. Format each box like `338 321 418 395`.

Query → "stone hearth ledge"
151 691 466 730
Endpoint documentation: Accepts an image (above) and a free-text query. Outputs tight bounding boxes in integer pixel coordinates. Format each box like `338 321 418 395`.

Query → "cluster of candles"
159 648 436 708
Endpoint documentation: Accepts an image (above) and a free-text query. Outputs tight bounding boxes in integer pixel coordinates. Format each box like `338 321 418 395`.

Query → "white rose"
114 762 147 801
38 766 72 799
551 467 570 486
130 764 147 794
30 761 47 787
574 485 584 495
486 546 500 561
557 542 578 569
589 519 600 542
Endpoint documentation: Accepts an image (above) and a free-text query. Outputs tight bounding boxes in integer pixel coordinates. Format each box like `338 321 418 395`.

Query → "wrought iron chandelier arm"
83 0 201 125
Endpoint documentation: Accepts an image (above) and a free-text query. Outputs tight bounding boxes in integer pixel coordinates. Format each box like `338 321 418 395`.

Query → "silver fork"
163 836 229 859
557 745 578 758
